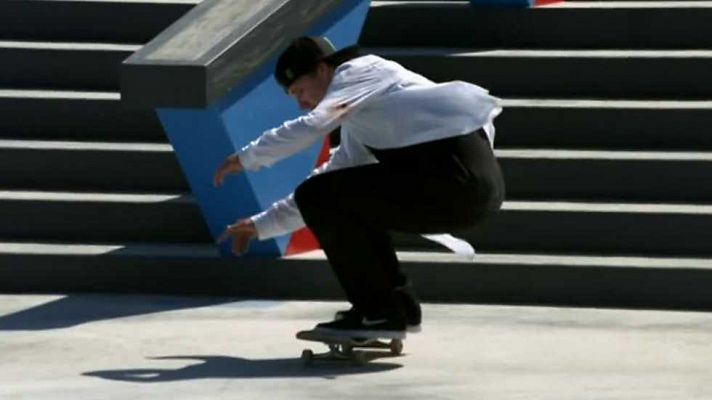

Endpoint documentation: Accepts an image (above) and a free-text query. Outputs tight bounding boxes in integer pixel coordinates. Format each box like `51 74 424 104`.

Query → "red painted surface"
535 0 564 5
284 136 331 255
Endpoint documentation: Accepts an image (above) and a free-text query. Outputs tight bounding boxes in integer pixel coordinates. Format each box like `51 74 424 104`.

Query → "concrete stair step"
0 89 164 142
4 1 712 50
0 190 209 243
363 1 712 49
3 92 711 151
371 48 712 99
3 139 712 203
7 43 712 98
2 241 712 310
499 149 712 202
0 190 708 256
0 0 196 43
0 139 186 192
395 201 712 256
497 99 712 151
0 41 138 91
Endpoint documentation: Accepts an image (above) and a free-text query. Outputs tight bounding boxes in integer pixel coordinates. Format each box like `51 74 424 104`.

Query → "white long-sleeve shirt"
238 54 502 240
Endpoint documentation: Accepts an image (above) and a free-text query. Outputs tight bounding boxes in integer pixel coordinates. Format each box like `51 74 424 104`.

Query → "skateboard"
296 329 404 366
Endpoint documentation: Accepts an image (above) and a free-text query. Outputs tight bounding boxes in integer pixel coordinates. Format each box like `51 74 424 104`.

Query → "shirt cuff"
236 147 260 172
250 212 276 240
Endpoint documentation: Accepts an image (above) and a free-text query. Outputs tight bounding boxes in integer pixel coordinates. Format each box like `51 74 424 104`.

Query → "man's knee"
294 176 326 214
295 176 342 229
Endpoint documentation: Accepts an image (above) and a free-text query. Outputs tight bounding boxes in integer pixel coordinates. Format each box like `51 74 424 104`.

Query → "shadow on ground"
0 294 242 331
83 355 401 381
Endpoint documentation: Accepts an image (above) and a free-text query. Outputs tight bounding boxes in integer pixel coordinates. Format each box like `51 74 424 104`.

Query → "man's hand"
217 219 258 256
214 154 244 187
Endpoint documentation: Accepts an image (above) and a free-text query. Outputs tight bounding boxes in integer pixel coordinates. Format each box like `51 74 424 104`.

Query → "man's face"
287 62 334 111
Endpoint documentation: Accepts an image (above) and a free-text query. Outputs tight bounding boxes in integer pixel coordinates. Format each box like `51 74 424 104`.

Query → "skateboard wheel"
390 339 403 355
301 349 314 366
353 351 367 366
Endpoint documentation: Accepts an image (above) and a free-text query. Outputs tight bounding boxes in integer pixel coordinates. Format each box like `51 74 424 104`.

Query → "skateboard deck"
296 329 404 366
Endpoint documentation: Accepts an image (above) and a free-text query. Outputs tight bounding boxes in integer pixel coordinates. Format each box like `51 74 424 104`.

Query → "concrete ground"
1 294 711 400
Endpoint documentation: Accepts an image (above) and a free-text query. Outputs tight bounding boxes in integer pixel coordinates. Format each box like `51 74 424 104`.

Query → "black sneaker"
336 305 422 333
314 315 406 340
334 307 361 321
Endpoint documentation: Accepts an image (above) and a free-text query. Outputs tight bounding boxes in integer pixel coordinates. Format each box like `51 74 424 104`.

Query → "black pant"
294 129 505 320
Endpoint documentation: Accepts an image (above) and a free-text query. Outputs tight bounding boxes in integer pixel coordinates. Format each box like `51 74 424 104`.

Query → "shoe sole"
314 326 406 340
334 316 421 333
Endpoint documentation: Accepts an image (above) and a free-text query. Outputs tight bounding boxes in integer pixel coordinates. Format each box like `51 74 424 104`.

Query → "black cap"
274 36 337 89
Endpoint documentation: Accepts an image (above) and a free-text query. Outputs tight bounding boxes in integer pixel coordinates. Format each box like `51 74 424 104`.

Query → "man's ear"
317 62 334 79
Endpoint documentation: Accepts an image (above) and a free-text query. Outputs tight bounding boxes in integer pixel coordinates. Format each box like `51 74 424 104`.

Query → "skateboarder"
214 37 505 340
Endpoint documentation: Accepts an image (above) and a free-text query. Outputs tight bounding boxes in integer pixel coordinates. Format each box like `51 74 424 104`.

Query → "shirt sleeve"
249 131 377 240
237 60 396 171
